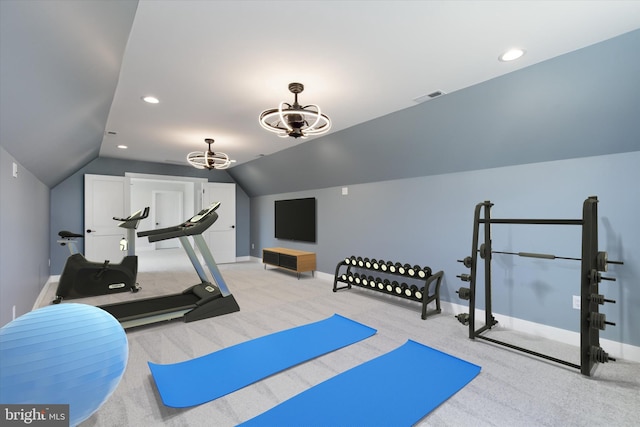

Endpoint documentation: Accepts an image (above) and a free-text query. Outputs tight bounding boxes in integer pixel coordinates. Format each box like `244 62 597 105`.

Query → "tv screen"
275 197 316 243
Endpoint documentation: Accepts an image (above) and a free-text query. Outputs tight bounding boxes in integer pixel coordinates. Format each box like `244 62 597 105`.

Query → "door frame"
151 190 183 250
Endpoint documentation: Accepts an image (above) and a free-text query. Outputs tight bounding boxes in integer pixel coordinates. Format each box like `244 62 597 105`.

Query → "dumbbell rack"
333 256 443 320
455 196 623 376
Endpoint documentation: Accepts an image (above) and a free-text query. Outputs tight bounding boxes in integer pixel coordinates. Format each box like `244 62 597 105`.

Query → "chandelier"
259 82 331 138
187 138 231 170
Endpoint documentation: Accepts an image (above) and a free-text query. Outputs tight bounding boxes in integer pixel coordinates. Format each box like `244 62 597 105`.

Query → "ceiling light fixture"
187 138 231 170
259 82 331 139
499 48 525 62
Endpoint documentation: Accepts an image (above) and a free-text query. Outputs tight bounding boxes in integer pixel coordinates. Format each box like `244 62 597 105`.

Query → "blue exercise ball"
0 303 128 426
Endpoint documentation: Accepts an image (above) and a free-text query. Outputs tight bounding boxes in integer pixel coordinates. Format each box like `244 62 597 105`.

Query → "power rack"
455 196 623 376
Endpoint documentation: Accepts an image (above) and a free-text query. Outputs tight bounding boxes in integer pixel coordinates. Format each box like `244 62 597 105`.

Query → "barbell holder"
589 346 615 363
589 294 616 305
589 312 615 330
596 252 623 271
456 287 471 300
457 256 473 268
590 269 617 284
456 313 470 325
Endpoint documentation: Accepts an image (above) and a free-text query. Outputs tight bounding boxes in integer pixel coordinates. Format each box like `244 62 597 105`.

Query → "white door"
203 183 236 264
152 190 183 249
84 174 127 263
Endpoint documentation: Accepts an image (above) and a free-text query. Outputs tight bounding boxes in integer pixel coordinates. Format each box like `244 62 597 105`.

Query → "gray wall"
0 146 50 326
229 29 640 196
238 30 640 348
251 151 639 347
50 157 250 275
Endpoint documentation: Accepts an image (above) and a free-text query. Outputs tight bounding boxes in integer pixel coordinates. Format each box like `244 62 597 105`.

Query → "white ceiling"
2 1 640 187
99 1 640 168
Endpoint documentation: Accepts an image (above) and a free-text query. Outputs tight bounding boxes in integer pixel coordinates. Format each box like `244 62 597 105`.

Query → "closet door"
203 183 236 264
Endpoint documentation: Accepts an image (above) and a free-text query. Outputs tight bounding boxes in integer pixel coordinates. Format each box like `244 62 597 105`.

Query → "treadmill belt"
99 293 199 321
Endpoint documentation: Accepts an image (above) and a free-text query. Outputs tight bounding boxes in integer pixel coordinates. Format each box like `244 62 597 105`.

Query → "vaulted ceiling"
2 1 640 187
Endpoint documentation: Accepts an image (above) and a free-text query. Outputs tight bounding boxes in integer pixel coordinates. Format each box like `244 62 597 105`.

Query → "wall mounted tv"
274 197 316 243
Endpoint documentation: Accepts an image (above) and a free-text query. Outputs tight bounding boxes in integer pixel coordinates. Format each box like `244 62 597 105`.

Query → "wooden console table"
263 247 316 279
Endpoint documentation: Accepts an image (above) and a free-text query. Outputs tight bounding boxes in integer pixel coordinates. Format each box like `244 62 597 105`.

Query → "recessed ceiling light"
142 96 159 104
499 48 525 62
117 145 128 149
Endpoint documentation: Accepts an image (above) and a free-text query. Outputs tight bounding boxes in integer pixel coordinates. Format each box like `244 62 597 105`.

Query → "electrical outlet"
572 295 581 310
251 243 255 249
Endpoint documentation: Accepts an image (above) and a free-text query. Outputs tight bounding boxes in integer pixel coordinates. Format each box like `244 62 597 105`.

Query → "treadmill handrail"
114 206 150 230
113 206 150 222
137 202 221 242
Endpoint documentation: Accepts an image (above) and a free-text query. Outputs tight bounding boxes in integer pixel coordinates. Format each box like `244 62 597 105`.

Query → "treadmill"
98 202 240 329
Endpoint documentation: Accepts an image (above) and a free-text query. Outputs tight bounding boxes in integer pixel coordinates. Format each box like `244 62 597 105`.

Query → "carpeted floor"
36 253 640 426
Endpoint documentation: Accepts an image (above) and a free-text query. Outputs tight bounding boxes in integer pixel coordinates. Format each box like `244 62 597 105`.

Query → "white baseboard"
252 260 640 362
43 262 638 363
442 301 640 363
33 275 59 310
315 270 333 282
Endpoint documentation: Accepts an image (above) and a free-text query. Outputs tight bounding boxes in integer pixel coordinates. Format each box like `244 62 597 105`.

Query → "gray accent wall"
239 30 640 348
229 29 640 197
49 157 250 275
0 146 50 326
251 151 639 347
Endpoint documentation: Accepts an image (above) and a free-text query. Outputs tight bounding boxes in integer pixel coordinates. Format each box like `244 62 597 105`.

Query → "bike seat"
58 230 84 239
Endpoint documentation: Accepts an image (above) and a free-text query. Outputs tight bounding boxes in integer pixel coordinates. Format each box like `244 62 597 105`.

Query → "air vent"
413 90 446 104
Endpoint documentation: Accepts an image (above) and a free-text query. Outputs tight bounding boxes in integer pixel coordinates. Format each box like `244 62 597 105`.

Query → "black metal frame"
463 196 620 376
333 257 443 320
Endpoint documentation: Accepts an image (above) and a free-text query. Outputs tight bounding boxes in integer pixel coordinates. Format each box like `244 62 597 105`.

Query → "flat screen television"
274 197 316 243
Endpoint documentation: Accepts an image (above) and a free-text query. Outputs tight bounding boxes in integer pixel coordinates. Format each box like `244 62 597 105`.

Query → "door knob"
231 225 235 229
86 229 94 233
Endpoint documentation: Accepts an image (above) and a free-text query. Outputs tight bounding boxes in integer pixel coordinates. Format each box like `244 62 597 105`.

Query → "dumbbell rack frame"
333 258 444 320
464 196 619 376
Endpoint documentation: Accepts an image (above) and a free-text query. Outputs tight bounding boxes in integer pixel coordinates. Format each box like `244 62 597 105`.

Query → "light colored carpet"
36 253 640 426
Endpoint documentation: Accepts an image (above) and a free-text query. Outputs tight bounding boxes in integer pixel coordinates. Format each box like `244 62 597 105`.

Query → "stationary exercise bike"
52 207 149 304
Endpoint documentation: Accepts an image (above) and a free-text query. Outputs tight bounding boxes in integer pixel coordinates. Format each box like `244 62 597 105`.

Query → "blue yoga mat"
239 340 481 426
148 314 376 407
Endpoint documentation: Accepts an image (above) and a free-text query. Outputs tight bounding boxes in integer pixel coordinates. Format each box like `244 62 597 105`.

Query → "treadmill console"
138 202 221 242
188 201 221 223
